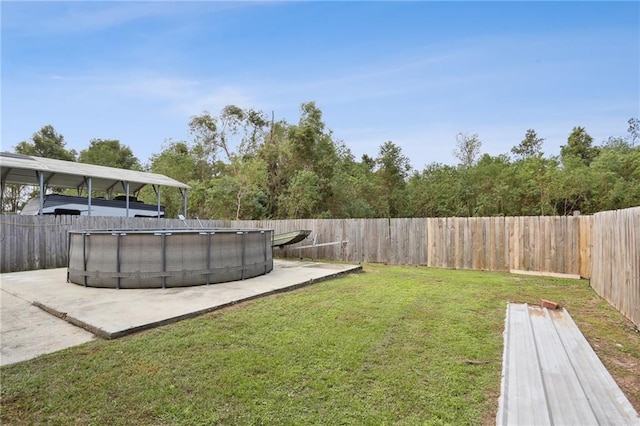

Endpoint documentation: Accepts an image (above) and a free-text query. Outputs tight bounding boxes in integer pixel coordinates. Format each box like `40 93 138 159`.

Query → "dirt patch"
482 385 500 425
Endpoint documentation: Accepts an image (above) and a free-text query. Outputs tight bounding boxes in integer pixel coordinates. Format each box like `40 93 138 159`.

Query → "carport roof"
0 152 190 193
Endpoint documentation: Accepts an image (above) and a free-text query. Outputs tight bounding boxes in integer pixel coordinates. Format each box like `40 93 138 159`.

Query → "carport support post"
38 171 44 215
155 185 161 218
183 189 188 218
87 178 92 216
125 181 130 218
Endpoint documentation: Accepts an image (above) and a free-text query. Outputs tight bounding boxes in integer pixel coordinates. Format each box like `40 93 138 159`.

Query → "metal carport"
0 152 190 217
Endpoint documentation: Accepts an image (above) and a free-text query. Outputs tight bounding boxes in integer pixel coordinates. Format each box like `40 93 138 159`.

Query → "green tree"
452 132 482 168
224 108 269 219
229 156 268 220
560 126 599 167
5 125 76 212
278 170 322 218
188 111 221 182
375 141 411 217
145 141 197 218
627 117 639 147
14 125 76 161
192 172 262 220
1 184 30 213
511 129 544 160
589 137 640 210
78 139 141 170
188 105 271 219
451 133 483 215
259 120 291 218
470 154 514 216
511 156 560 215
139 103 640 219
278 102 340 217
325 147 380 218
216 105 245 161
405 163 465 217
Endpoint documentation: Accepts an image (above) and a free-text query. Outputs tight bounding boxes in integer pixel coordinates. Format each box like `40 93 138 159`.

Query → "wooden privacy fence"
1 214 588 275
589 207 639 328
234 216 589 277
0 209 637 328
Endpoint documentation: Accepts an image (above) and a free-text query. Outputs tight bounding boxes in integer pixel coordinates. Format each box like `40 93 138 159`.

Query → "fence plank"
579 216 592 278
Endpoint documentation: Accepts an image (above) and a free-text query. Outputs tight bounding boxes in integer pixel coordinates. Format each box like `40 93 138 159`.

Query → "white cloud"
1 1 265 35
112 74 199 100
30 70 255 117
175 85 256 117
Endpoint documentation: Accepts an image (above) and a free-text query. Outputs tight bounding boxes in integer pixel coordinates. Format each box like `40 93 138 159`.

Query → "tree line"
4 102 639 219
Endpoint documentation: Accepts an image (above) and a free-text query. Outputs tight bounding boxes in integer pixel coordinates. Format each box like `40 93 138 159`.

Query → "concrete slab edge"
34 265 363 340
32 301 111 339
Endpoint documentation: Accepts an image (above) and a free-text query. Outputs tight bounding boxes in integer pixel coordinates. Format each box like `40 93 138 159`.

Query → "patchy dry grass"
1 264 638 425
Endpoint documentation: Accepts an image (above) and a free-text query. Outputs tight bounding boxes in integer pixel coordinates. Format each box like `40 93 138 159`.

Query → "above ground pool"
67 228 273 289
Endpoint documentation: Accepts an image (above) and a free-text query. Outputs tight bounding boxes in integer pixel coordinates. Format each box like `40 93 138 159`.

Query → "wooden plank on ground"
509 269 581 280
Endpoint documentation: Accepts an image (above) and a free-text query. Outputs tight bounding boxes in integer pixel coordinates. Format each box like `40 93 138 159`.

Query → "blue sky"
2 1 639 169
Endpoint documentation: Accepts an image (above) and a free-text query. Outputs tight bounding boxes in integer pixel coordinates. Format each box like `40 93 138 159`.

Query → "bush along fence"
0 207 638 327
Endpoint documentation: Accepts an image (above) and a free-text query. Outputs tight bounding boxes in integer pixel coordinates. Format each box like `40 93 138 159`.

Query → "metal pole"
115 233 121 289
66 231 72 283
87 177 92 216
241 231 246 280
206 232 211 285
262 230 267 274
156 186 161 218
0 180 5 214
38 171 44 216
82 232 88 287
162 233 167 289
125 181 130 218
183 189 188 218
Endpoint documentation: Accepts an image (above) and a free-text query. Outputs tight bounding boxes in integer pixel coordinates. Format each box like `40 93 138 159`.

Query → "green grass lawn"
2 264 639 425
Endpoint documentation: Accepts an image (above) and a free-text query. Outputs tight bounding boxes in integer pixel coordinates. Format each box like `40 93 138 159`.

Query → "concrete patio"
0 259 361 366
